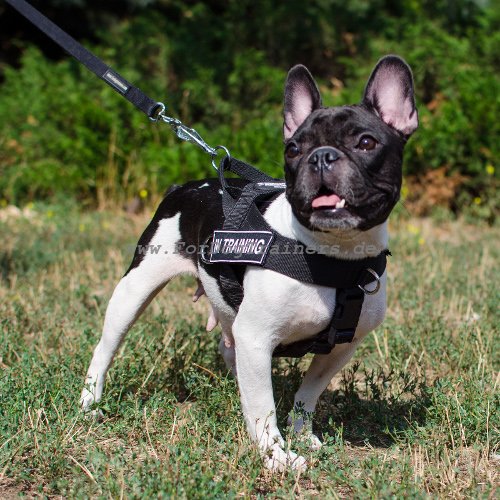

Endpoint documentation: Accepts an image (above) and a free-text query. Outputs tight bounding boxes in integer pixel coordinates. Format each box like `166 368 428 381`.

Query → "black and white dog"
81 55 418 470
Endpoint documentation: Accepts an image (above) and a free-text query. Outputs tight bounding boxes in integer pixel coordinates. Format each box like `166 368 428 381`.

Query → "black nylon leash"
5 0 246 166
5 0 162 119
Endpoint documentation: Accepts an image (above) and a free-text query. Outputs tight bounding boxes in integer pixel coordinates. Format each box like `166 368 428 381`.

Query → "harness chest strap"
272 287 367 358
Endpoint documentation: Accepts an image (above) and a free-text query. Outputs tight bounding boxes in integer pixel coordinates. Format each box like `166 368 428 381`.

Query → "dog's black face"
284 105 407 231
283 56 418 231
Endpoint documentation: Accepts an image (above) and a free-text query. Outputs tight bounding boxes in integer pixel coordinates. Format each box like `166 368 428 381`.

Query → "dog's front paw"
263 443 307 472
80 389 96 412
80 390 105 420
84 408 105 420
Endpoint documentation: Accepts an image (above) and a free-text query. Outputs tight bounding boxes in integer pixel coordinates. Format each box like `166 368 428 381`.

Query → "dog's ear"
363 55 418 137
283 65 322 140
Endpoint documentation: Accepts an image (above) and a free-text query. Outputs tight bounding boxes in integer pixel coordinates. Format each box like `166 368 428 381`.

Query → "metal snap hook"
358 268 381 295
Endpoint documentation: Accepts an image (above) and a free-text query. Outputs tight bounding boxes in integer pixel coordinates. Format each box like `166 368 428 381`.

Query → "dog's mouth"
300 186 363 230
311 188 348 213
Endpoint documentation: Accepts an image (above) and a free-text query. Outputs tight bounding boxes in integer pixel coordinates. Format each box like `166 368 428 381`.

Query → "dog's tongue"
312 193 341 209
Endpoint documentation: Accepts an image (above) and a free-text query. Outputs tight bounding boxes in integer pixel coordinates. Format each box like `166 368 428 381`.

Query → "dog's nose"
308 146 340 172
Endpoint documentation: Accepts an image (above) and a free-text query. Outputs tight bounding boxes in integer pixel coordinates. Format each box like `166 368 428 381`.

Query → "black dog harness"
205 157 389 358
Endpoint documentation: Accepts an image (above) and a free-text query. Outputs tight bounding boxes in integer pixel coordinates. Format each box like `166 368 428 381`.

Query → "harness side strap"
5 0 162 119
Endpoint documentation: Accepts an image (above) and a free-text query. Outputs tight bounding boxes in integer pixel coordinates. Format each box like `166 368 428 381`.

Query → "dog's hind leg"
80 214 197 411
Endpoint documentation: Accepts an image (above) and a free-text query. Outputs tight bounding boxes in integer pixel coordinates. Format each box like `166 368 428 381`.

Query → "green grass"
0 203 498 498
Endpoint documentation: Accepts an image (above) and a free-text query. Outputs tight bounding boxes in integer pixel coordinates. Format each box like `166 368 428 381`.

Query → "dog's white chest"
241 268 336 343
239 267 386 346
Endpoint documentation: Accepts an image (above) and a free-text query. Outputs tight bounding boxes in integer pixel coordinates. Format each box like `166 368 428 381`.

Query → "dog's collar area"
207 156 390 358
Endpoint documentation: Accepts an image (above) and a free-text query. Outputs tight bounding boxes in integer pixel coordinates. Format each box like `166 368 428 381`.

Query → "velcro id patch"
209 230 274 264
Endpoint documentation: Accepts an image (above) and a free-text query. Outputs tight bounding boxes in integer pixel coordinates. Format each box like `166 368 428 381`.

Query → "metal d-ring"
199 234 214 264
211 145 231 172
358 268 381 295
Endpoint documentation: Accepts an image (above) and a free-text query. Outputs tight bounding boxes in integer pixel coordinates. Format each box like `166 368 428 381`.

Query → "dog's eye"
285 143 301 159
357 135 378 151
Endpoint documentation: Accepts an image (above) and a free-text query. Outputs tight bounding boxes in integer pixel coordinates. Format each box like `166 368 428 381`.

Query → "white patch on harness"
209 230 274 264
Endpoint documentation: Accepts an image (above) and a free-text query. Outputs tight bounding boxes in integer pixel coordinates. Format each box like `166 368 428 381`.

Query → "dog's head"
283 55 418 232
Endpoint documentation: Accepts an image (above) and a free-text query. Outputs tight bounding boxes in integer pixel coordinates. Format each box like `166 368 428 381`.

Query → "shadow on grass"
316 388 430 448
274 360 431 448
105 338 233 409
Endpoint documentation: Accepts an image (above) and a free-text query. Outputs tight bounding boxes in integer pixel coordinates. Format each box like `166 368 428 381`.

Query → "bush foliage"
0 0 498 219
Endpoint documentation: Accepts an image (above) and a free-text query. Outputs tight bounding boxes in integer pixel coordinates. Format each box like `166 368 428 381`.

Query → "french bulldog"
80 55 418 471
